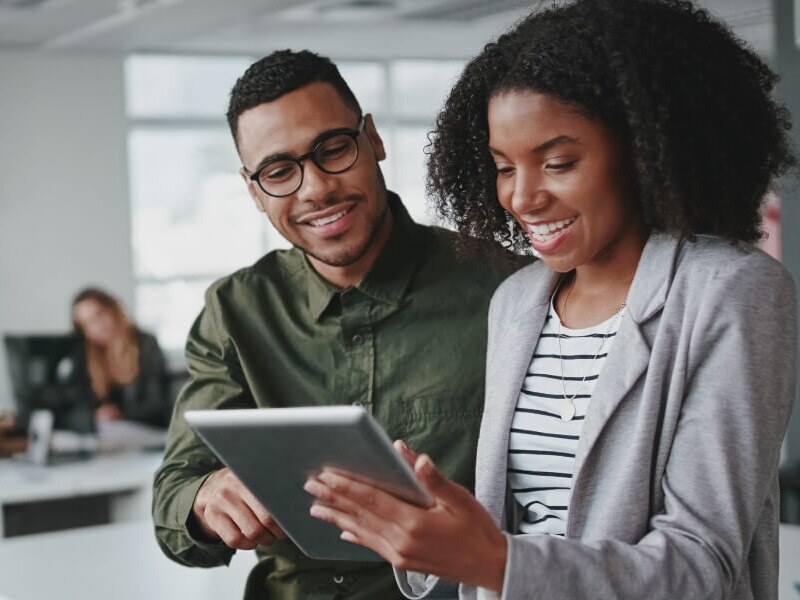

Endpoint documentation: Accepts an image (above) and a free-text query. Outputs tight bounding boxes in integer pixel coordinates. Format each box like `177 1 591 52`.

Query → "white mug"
27 410 54 465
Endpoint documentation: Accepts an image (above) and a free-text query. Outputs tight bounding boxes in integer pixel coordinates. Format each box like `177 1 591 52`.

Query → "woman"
303 1 797 598
72 287 170 428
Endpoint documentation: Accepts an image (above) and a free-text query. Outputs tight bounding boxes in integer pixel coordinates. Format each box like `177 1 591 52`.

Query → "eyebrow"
489 134 579 157
251 126 357 173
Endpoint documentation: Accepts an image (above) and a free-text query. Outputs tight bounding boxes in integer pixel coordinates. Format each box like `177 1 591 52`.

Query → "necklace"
556 279 627 422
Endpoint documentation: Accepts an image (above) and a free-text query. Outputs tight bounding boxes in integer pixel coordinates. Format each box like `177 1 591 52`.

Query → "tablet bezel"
185 405 433 562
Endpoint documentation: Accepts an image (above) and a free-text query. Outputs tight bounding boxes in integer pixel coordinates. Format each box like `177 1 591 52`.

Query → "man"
152 50 524 599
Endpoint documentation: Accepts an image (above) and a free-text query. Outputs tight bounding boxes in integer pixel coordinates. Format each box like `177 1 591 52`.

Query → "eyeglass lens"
259 133 358 197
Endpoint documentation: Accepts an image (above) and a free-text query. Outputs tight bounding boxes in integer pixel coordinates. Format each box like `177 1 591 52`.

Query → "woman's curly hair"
427 0 796 251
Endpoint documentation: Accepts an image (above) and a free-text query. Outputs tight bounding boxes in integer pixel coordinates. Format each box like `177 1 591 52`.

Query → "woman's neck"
556 230 646 329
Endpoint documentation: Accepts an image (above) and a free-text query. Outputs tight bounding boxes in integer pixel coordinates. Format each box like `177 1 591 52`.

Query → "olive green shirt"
152 193 523 599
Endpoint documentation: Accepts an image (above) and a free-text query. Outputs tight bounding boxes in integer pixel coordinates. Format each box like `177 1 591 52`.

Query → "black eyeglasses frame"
246 115 367 198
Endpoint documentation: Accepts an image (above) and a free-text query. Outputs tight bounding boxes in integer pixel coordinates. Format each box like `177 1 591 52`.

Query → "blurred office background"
0 0 799 598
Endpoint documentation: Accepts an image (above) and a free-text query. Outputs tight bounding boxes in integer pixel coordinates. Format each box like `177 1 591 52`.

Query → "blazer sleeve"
492 255 797 600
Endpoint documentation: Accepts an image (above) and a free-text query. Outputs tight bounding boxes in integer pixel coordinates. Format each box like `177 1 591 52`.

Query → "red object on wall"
760 197 781 261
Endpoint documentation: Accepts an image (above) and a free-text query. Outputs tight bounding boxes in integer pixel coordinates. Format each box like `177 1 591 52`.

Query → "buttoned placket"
339 288 375 414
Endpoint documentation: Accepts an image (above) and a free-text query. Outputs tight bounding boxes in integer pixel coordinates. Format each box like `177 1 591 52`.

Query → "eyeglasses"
246 116 366 198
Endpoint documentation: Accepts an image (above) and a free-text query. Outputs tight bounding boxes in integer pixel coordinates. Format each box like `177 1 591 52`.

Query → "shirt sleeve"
152 285 257 568
492 255 797 600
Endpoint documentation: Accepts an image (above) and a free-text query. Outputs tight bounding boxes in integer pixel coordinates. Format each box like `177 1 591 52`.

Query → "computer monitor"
3 334 95 434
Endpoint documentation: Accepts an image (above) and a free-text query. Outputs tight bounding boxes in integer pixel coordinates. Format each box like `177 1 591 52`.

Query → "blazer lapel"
569 234 680 523
477 266 560 525
571 315 651 479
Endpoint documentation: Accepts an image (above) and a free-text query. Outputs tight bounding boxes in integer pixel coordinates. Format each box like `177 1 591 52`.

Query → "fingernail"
309 504 323 518
420 455 434 474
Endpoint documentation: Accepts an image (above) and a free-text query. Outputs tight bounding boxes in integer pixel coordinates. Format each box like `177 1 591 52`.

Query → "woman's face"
488 90 643 273
73 299 117 346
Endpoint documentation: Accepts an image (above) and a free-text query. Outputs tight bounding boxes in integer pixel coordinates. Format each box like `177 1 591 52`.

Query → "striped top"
507 296 624 537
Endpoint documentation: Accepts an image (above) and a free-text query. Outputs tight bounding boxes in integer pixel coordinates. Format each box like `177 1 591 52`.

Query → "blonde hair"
72 288 140 401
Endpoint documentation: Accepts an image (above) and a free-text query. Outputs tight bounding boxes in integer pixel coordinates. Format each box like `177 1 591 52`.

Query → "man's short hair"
227 50 362 150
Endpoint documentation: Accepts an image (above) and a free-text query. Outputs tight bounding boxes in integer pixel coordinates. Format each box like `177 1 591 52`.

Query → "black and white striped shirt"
507 297 623 537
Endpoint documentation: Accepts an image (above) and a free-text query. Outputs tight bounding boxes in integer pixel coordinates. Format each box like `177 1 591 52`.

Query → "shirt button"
351 334 364 345
333 575 344 584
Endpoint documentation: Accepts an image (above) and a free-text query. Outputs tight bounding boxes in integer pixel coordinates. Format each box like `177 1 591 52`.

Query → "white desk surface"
0 520 797 600
0 520 256 600
0 451 163 505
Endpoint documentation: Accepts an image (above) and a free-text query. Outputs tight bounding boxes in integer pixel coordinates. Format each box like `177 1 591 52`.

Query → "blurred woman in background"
72 287 169 428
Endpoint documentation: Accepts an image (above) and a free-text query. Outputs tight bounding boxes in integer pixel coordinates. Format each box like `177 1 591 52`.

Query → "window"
126 55 465 350
126 55 281 350
383 60 465 222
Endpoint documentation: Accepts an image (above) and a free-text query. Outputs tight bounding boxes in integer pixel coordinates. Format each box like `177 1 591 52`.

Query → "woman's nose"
511 173 550 215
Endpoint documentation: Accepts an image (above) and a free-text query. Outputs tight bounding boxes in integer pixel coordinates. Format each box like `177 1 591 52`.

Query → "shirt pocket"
397 392 484 492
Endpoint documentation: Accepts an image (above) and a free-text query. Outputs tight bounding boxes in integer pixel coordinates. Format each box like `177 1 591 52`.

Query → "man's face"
237 82 389 270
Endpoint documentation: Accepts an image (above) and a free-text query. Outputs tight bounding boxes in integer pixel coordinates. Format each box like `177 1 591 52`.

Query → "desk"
0 520 257 600
0 451 162 537
0 521 797 599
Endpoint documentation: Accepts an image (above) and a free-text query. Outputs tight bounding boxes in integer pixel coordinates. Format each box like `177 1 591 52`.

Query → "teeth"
309 209 348 227
528 216 577 237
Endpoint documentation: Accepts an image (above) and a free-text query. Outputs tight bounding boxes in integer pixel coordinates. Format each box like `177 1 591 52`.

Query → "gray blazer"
474 233 796 599
398 234 797 600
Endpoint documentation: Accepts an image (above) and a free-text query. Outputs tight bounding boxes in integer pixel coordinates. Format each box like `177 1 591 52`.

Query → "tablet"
185 406 433 562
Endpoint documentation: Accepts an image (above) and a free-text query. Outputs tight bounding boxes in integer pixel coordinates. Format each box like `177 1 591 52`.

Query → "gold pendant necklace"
556 280 627 422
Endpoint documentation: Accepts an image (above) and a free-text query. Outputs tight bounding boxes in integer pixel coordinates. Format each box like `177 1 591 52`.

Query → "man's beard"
301 200 390 268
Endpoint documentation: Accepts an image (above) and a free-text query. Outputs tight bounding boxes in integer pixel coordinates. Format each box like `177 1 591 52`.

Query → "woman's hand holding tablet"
304 440 508 592
185 406 434 561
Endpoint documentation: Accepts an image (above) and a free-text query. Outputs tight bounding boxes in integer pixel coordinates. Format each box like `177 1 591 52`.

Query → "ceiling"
0 0 777 59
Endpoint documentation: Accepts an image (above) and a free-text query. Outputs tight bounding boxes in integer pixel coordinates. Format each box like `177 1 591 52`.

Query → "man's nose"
296 160 337 203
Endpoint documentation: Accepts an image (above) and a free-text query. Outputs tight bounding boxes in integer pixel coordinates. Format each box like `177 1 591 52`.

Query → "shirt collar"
305 192 421 322
305 258 340 322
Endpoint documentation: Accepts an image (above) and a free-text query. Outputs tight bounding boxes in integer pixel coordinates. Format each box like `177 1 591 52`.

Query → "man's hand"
192 467 287 550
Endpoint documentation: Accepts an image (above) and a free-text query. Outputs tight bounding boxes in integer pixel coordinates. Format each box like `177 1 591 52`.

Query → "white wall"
0 50 133 413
